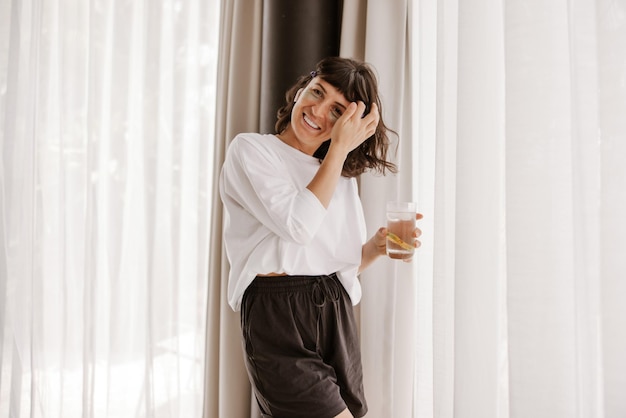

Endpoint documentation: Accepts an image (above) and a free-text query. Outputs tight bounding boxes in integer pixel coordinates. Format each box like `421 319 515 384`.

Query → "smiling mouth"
303 114 320 130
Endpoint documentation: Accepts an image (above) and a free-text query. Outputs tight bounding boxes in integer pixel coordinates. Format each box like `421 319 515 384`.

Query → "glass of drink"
386 201 416 260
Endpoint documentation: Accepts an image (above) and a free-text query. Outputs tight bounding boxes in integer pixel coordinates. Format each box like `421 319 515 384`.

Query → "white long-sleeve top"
219 133 367 311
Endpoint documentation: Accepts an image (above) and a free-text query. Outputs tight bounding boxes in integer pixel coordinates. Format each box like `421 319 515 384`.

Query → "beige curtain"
203 1 263 417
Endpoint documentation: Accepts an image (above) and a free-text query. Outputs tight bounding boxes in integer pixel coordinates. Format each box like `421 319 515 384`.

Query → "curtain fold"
203 0 263 417
597 4 626 415
351 2 429 417
1 1 218 416
453 1 510 416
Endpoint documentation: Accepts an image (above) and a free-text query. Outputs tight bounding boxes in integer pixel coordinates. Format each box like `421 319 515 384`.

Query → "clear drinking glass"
386 201 416 259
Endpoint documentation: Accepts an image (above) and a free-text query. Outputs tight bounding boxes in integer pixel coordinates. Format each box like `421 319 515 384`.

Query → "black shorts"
240 273 367 418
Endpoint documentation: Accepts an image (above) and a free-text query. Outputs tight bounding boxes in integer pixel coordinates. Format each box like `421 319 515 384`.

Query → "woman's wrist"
325 140 351 162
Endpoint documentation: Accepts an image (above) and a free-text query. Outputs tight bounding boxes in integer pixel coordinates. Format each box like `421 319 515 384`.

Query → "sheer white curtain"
433 1 626 416
356 0 626 417
0 1 219 417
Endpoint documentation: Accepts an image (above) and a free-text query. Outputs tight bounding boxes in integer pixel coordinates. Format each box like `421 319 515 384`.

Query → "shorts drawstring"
312 273 341 308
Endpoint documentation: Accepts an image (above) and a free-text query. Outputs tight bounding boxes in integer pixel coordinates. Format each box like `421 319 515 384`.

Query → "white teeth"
303 114 320 129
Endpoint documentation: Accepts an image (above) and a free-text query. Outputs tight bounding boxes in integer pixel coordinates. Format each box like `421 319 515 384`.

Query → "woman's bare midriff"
257 272 288 277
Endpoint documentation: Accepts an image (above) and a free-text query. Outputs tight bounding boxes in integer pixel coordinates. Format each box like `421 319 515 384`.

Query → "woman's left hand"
377 213 424 262
360 213 423 272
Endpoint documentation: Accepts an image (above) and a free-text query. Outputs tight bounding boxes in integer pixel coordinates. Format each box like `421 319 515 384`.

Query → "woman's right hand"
329 101 379 156
307 102 380 209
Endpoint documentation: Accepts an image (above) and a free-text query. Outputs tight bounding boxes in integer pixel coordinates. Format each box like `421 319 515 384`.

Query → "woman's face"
281 77 351 155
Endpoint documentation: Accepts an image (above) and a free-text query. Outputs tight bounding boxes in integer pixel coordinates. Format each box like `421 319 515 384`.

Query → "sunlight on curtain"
425 0 626 417
409 1 437 417
0 1 220 417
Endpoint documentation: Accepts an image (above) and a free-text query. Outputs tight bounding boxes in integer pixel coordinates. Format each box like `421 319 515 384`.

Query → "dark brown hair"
275 57 397 177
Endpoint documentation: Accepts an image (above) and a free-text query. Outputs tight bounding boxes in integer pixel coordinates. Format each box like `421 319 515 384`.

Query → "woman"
220 57 422 418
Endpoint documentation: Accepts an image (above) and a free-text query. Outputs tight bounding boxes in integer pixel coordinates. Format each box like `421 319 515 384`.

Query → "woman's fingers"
331 102 379 152
413 213 424 249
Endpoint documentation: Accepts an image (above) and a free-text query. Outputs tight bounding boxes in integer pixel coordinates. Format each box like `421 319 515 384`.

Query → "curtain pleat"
204 0 263 416
597 2 626 416
453 1 510 417
353 2 423 417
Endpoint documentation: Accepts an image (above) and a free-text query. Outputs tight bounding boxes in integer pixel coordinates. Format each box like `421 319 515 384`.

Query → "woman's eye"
311 88 322 97
331 107 342 119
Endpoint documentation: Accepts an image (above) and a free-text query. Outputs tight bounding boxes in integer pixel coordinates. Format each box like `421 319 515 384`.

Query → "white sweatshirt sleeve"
221 134 328 245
